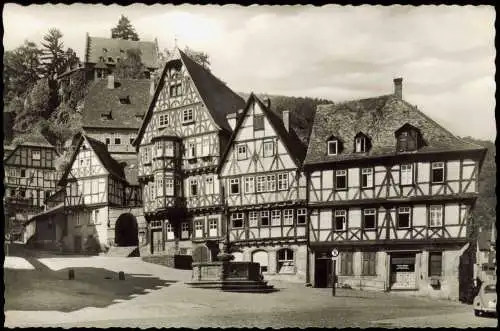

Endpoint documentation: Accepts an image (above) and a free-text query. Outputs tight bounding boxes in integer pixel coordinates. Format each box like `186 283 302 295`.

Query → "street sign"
331 248 339 258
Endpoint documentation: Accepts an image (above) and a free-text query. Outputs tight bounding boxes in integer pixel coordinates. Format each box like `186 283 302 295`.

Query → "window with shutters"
361 168 373 188
429 205 443 227
230 178 240 194
334 209 347 231
231 213 243 228
400 164 414 186
431 162 445 183
354 133 371 153
254 115 264 131
283 209 294 225
260 210 269 226
362 252 377 276
363 208 376 229
335 170 347 190
397 207 411 228
428 252 443 277
245 177 255 193
340 252 354 276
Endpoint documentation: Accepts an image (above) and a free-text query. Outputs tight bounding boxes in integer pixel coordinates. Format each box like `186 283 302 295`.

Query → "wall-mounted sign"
331 248 339 258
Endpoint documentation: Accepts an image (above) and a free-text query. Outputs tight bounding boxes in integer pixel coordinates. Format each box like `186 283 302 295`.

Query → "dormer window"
354 132 371 153
395 123 422 152
327 136 342 156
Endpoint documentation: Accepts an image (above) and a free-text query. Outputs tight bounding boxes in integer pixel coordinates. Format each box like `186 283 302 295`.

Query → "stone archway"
115 213 138 246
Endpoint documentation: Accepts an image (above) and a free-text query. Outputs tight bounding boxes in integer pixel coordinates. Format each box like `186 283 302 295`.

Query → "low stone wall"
143 254 193 269
338 276 386 291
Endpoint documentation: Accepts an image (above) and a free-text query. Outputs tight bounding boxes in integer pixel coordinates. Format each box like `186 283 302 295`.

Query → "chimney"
394 77 403 99
282 110 290 132
107 74 115 89
226 112 237 131
263 97 271 109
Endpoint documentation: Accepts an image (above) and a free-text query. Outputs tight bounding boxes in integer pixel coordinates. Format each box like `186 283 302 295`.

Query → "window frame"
158 113 169 128
283 209 294 225
335 169 347 190
271 210 281 226
249 211 258 227
277 173 289 191
237 144 248 160
263 140 275 157
190 179 198 196
397 206 412 229
230 178 240 195
297 208 307 224
428 251 443 277
340 251 354 276
355 136 367 153
254 115 264 131
431 162 445 184
182 108 194 124
429 205 444 227
266 174 276 192
231 212 244 228
361 168 373 189
361 251 377 276
328 140 338 156
165 177 174 196
277 248 295 274
32 150 41 161
260 210 270 226
333 209 347 231
400 164 414 186
244 177 255 194
256 176 266 193
362 208 377 230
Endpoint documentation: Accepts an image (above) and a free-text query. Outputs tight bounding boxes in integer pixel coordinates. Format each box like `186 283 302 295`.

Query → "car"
473 282 497 317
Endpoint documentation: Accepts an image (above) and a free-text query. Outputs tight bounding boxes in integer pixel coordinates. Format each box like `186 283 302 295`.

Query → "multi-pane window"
230 178 240 194
106 138 111 145
334 210 347 231
431 162 445 183
182 108 194 123
297 208 307 224
263 141 274 157
201 137 210 156
115 138 121 145
249 211 258 227
254 115 264 130
190 179 198 196
170 83 182 97
428 252 443 277
283 209 294 225
245 177 255 193
205 176 214 195
340 252 354 276
165 222 175 240
256 176 266 193
231 213 244 228
164 141 174 157
150 220 162 228
397 207 411 228
181 222 190 239
260 210 270 226
277 173 289 190
271 210 281 226
277 249 295 274
149 183 155 200
187 142 196 158
165 177 174 196
156 141 163 157
429 205 443 227
194 220 204 238
156 176 164 196
158 114 169 128
362 252 377 276
21 169 26 177
397 130 418 152
328 140 338 155
32 150 41 160
400 164 414 185
335 170 347 190
208 218 218 237
361 168 373 188
355 136 367 153
267 174 276 191
363 209 376 229
237 144 248 160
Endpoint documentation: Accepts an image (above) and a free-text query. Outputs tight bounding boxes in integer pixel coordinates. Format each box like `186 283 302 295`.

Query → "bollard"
68 269 75 280
118 271 125 280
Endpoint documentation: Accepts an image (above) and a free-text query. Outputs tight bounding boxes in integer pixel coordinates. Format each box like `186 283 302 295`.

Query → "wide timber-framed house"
303 78 487 300
133 49 245 257
218 94 308 282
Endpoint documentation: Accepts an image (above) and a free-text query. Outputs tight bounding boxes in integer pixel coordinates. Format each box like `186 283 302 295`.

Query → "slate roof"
86 36 159 69
134 49 245 146
304 94 485 165
82 78 151 129
219 94 307 171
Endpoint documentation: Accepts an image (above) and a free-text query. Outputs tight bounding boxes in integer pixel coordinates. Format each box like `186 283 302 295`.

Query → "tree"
111 15 140 41
40 28 66 80
114 48 146 79
3 40 43 104
183 46 211 69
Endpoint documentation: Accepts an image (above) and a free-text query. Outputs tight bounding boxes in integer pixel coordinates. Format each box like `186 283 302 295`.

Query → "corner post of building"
305 169 311 286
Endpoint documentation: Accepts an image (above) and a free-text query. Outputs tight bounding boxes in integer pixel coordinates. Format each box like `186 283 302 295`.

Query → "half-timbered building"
303 78 487 300
218 94 308 282
133 49 245 257
57 135 145 253
4 133 58 242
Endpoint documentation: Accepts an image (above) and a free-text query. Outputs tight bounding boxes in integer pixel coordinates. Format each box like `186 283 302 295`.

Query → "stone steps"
186 280 277 293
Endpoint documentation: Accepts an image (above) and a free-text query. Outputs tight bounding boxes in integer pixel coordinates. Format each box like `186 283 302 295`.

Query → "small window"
397 128 419 152
181 222 190 239
190 179 198 196
244 177 255 193
271 210 281 226
20 169 26 178
249 212 258 227
362 252 377 276
115 138 121 145
334 209 347 231
355 135 369 153
170 83 182 97
277 173 289 191
159 114 169 128
397 207 411 228
400 164 414 186
237 144 247 160
340 252 354 276
297 208 307 224
429 205 443 227
231 212 244 228
260 210 269 226
431 162 445 183
119 96 130 104
32 151 41 160
328 140 338 156
230 178 240 195
277 249 295 274
208 218 218 236
363 209 376 230
335 170 347 190
254 115 264 131
182 108 194 123
283 209 294 225
428 252 442 277
106 138 110 145
361 168 373 188
263 141 274 157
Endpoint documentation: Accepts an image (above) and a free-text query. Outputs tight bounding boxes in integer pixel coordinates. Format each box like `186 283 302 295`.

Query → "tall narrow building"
133 49 245 257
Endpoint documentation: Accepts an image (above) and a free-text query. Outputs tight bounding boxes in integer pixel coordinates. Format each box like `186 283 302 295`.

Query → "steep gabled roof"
86 36 159 69
133 49 245 147
304 94 485 165
58 135 126 186
82 78 151 129
218 94 307 172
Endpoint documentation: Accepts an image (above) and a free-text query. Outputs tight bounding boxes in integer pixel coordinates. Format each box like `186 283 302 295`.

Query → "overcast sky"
3 4 496 140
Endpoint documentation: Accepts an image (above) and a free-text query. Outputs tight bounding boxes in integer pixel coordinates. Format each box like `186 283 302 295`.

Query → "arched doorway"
115 213 138 246
192 245 210 263
252 250 269 273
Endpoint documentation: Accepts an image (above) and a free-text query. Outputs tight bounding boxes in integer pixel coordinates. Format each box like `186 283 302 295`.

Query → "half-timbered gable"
304 78 487 299
133 48 245 255
218 94 308 282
